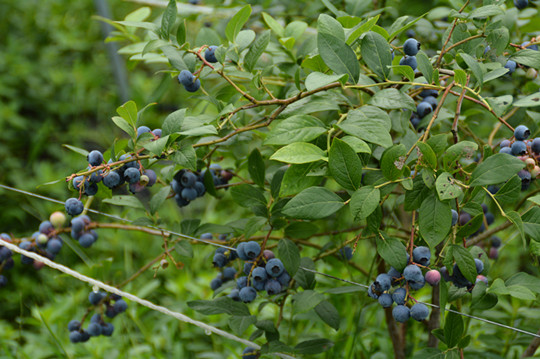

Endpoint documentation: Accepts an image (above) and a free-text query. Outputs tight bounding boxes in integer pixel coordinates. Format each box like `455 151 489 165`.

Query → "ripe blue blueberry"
205 45 218 63
178 70 195 86
410 303 429 321
175 194 190 207
500 139 511 148
228 289 241 301
423 96 438 109
46 238 63 255
368 285 379 299
265 279 282 295
212 253 227 268
242 347 259 359
243 262 255 275
409 276 426 290
252 267 268 282
511 141 527 156
399 56 417 70
69 331 82 343
412 246 431 266
514 125 530 141
387 267 403 285
265 258 284 277
101 322 114 336
87 322 102 336
137 126 151 137
339 246 353 260
244 241 261 260
0 247 12 261
451 209 458 226
124 167 141 184
152 128 162 138
499 146 513 155
237 276 248 289
68 320 81 332
416 102 433 118
378 293 393 308
79 330 91 342
403 38 421 56
374 273 392 292
85 182 99 196
79 233 95 248
403 265 423 282
103 171 121 188
181 172 197 187
194 181 206 196
181 187 198 201
65 198 84 216
392 288 407 305
514 0 528 9
491 236 502 248
505 60 517 74
113 299 128 313
184 78 201 92
0 275 7 287
522 41 539 51
89 291 105 305
277 271 291 286
39 221 54 235
392 305 410 322
236 243 250 261
406 29 416 38
253 280 266 291
531 138 540 154
200 233 213 240
87 168 103 184
474 258 484 274
223 267 237 281
518 169 532 190
210 277 223 290
419 89 438 98
239 286 257 303
87 150 104 166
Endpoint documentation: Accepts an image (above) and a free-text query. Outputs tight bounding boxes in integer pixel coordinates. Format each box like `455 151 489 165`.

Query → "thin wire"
2 183 540 339
0 239 296 359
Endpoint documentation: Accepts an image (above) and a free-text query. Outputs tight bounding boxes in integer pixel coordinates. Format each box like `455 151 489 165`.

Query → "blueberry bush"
1 0 540 357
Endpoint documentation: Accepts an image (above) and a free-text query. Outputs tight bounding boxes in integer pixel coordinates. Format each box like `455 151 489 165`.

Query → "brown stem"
435 0 471 67
444 34 485 54
522 328 540 357
422 81 455 142
452 76 469 144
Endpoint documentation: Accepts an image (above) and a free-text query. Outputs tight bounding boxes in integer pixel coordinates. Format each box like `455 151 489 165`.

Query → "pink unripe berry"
425 270 441 286
263 250 275 260
49 211 66 229
33 261 45 270
489 247 499 259
531 166 540 178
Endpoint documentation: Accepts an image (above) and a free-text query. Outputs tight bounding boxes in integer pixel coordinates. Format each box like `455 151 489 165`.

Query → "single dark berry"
277 271 291 287
68 320 81 332
378 293 393 308
228 289 241 301
87 322 102 336
392 305 410 322
181 187 198 201
79 233 95 248
212 253 227 268
113 299 128 313
46 238 63 255
243 241 261 260
236 276 248 289
124 167 141 184
425 270 441 286
403 265 423 282
210 277 223 290
69 330 82 343
252 267 268 282
65 198 84 216
410 303 429 321
101 322 114 336
419 89 438 98
178 70 195 86
399 56 417 70
392 288 407 305
403 38 421 56
103 171 122 188
474 259 484 274
505 60 517 74
184 78 201 92
458 212 471 225
500 139 511 148
514 125 530 141
517 169 532 190
491 236 502 248
222 267 237 281
87 150 104 166
451 209 458 226
416 102 433 118
89 291 105 305
265 258 284 277
264 279 281 295
137 126 152 137
205 45 218 63
412 246 431 266
239 286 257 303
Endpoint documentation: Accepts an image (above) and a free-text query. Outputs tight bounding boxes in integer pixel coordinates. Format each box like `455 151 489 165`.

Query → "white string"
2 183 540 339
0 239 296 359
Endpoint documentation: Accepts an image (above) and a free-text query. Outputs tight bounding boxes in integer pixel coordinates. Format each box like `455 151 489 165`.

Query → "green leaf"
450 245 477 283
305 72 348 92
160 0 177 40
116 101 138 126
416 51 433 84
279 163 321 197
391 65 415 81
244 30 270 72
318 32 360 83
341 136 371 154
376 235 408 271
162 108 186 136
143 135 169 156
369 88 416 111
350 186 380 220
459 53 483 84
486 28 509 55
435 172 463 201
346 15 379 45
149 186 171 215
292 290 324 313
315 301 340 331
294 338 334 354
278 238 301 277
513 92 540 107
522 207 540 241
174 240 193 258
172 142 197 171
418 194 452 248
506 285 536 300
483 68 509 83
225 5 251 43
404 176 431 211
506 272 540 294
510 49 540 70
337 106 393 148
176 19 186 45
380 144 406 181
265 116 327 146
112 116 136 138
62 144 89 157
188 297 250 316
160 45 188 71
294 257 316 290
284 222 319 239
245 150 266 188
443 141 478 168
506 211 525 246
328 138 362 190
270 142 326 164
317 14 344 40
282 187 344 220
103 195 144 209
261 12 284 37
228 315 257 336
469 5 504 18
469 154 525 186
360 31 392 80
444 307 464 348
230 184 267 216
493 175 521 204
416 142 437 169
471 282 498 310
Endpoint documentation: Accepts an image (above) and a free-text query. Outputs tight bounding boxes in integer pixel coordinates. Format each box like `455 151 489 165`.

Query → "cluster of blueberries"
0 233 15 287
70 215 99 248
68 290 128 343
176 45 219 92
410 89 439 129
399 38 421 71
498 125 539 190
208 239 292 303
368 246 438 323
171 166 232 208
